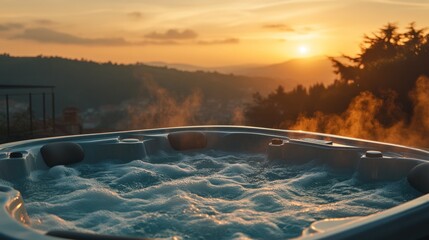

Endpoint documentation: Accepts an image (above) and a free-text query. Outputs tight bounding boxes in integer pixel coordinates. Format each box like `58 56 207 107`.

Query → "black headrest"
168 132 207 151
407 162 429 193
40 142 84 167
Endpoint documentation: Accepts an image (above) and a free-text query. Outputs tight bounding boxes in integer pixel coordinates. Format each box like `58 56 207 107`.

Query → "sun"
298 45 309 55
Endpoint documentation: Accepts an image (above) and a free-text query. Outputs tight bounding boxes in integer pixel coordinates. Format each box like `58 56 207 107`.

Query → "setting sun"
298 45 309 56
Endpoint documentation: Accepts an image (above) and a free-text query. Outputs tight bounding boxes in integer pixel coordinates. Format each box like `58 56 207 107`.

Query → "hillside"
146 57 336 89
0 54 282 111
233 57 336 87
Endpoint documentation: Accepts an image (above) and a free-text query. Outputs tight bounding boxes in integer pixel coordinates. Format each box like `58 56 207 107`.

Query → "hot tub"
1 126 429 240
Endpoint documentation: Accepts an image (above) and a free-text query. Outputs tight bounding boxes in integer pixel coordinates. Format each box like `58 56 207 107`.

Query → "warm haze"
1 0 429 66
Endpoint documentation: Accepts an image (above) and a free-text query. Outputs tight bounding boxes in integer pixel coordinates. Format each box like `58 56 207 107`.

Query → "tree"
245 23 429 128
331 22 429 123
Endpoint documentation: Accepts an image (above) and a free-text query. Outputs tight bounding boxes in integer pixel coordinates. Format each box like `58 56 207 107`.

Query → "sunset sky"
1 0 429 66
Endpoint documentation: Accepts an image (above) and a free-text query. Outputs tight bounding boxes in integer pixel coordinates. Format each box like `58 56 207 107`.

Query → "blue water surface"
14 151 421 240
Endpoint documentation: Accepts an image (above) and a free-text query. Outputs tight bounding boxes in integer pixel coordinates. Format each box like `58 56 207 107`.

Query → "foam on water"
13 152 421 239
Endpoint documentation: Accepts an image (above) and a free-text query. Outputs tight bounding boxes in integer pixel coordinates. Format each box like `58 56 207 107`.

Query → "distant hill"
0 54 282 112
147 56 336 88
146 61 211 72
229 57 336 87
145 61 264 74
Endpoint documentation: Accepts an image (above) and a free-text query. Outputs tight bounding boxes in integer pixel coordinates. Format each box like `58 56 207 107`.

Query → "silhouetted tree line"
245 23 429 128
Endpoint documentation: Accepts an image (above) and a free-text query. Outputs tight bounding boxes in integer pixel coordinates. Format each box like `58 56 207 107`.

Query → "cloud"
7 27 236 46
197 38 239 45
371 0 429 8
138 40 179 45
263 24 314 34
10 27 180 46
0 23 24 32
127 11 143 20
145 29 198 40
14 28 128 45
263 24 294 32
34 19 55 25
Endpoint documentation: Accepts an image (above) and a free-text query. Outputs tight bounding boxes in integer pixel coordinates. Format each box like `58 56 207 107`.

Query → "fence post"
5 94 10 139
29 93 33 136
52 90 55 134
43 92 46 130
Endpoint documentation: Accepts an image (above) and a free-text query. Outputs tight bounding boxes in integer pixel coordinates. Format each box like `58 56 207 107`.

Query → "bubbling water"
14 152 420 239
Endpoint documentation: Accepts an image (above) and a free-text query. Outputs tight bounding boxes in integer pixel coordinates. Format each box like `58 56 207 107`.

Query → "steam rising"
123 73 428 148
232 107 245 125
124 81 202 129
290 76 429 148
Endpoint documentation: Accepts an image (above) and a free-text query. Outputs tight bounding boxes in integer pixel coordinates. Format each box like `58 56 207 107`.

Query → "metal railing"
0 84 55 142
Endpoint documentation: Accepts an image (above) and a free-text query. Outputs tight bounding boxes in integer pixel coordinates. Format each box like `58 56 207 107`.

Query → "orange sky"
1 0 429 66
